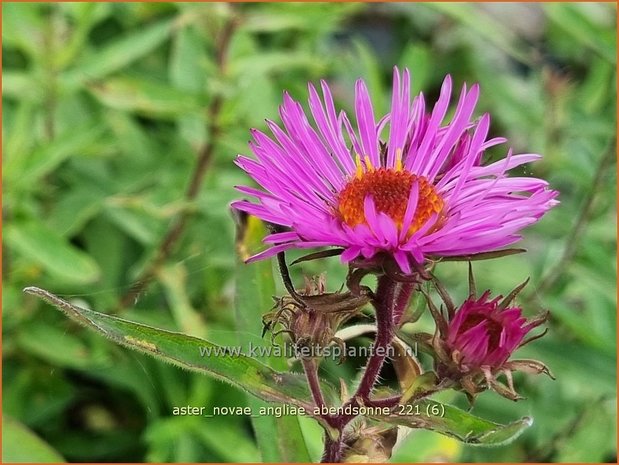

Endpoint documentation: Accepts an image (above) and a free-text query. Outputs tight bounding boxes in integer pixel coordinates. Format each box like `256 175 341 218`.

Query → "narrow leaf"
373 400 532 446
6 221 100 284
432 248 526 262
88 77 205 118
4 124 103 188
290 248 344 266
63 19 173 86
23 286 334 413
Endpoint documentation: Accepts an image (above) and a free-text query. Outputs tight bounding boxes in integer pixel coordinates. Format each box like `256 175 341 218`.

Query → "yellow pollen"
355 153 363 179
395 149 403 172
337 165 444 236
364 155 374 172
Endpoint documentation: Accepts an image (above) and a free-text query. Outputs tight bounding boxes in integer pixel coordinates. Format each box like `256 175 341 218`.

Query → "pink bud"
446 291 533 371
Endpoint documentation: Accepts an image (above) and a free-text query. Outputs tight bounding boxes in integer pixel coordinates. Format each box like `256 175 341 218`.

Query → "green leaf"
47 188 105 237
1 72 41 102
23 286 334 412
2 3 44 59
103 202 159 245
234 213 311 462
54 3 109 71
229 51 326 78
544 3 616 64
62 19 173 86
191 418 261 462
4 124 103 190
88 76 206 118
424 3 530 64
554 397 615 462
158 263 208 337
16 321 99 370
5 221 101 284
2 416 65 463
169 24 210 147
373 400 532 446
2 102 37 167
243 3 362 34
399 44 432 96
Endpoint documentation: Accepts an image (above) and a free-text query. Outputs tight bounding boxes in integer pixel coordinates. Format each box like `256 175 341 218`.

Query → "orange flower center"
336 154 444 235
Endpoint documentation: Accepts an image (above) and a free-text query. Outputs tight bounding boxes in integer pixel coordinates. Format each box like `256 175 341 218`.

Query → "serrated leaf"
24 286 335 413
373 400 532 446
5 221 100 284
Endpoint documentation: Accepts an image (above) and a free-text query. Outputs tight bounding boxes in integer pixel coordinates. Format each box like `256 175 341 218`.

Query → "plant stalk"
392 281 415 325
350 274 397 401
321 432 344 463
302 358 327 411
318 274 405 462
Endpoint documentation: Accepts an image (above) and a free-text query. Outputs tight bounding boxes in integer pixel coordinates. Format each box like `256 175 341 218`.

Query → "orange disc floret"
337 168 443 235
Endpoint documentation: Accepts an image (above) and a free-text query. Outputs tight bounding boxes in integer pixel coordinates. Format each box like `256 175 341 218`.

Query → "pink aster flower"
446 291 539 371
232 67 558 273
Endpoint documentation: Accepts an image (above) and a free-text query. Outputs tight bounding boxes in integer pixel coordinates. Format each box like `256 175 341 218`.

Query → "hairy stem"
392 282 415 326
302 358 326 411
318 274 404 462
321 432 344 463
352 274 397 401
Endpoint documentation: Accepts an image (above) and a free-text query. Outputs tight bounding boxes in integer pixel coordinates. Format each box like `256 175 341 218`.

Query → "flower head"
423 277 553 401
445 291 537 371
233 68 558 273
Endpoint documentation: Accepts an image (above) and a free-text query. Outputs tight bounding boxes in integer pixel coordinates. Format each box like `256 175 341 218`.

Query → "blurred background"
2 2 617 462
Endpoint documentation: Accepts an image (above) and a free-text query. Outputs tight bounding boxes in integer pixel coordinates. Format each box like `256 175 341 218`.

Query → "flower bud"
423 274 552 401
445 291 537 371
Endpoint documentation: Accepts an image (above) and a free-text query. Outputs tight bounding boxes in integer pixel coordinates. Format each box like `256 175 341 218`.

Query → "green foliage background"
3 2 617 462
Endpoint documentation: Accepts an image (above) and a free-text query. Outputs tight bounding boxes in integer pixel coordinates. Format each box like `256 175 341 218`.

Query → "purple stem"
392 282 415 326
350 274 397 401
316 275 404 462
302 358 327 411
321 433 343 463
